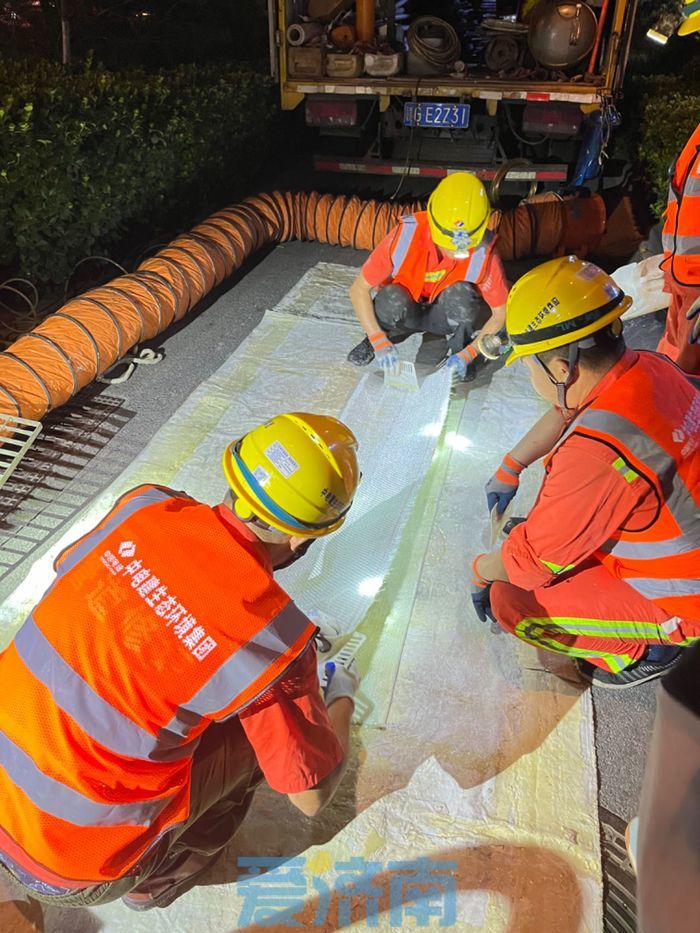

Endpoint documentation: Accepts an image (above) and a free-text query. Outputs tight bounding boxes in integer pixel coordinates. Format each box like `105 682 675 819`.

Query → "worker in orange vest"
347 172 509 381
0 413 361 910
472 257 700 689
650 121 700 377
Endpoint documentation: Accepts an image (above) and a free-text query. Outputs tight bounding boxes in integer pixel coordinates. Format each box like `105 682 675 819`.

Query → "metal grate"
0 413 42 491
600 807 637 933
0 395 134 583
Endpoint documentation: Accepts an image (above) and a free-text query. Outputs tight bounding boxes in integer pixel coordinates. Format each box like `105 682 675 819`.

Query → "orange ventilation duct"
0 190 606 422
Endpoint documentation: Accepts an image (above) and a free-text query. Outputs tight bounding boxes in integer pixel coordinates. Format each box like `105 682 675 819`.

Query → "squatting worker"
470 257 700 690
347 172 509 381
0 413 362 911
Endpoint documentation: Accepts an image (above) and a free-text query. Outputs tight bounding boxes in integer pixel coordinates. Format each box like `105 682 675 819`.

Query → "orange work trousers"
491 562 700 673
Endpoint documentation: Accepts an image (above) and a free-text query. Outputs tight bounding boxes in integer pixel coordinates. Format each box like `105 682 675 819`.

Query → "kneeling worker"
347 172 509 380
0 413 361 910
471 257 700 689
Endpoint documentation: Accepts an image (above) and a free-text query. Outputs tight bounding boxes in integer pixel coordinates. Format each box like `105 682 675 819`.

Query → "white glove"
320 660 360 708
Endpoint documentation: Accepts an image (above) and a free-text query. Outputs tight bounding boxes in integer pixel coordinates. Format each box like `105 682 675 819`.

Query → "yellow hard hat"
505 256 632 366
222 413 360 538
427 172 491 257
678 0 700 35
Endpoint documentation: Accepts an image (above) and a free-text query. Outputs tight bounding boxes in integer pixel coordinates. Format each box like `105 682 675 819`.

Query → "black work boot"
347 336 375 367
575 646 684 690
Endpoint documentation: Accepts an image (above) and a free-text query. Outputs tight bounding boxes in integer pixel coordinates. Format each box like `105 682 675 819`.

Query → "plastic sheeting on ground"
0 263 602 931
614 255 670 320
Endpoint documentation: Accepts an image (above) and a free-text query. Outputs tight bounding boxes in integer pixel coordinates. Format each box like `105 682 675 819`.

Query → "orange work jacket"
662 122 700 287
388 211 497 303
551 352 700 621
0 485 316 885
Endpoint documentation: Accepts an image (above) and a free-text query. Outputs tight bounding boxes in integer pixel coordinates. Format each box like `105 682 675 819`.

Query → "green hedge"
0 60 277 284
635 74 700 218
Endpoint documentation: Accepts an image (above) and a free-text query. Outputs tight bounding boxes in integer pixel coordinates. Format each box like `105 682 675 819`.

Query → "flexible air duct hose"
0 190 605 423
490 192 606 261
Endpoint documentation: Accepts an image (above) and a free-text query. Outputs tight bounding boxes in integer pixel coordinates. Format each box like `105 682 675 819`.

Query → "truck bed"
284 73 607 106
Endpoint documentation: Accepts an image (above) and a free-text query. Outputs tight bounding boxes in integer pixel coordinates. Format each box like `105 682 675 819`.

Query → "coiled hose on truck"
0 190 605 423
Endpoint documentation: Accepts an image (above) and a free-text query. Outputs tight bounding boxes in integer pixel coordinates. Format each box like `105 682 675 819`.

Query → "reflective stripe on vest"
567 408 698 562
161 601 312 741
460 230 494 284
14 616 197 762
631 577 700 600
0 727 173 828
662 231 700 256
681 170 700 198
391 216 418 277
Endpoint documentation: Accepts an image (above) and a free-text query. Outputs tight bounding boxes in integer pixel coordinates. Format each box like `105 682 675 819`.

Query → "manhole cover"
600 807 637 932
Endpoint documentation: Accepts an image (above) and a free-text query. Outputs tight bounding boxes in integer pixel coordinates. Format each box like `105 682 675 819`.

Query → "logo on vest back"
673 395 700 458
99 541 218 662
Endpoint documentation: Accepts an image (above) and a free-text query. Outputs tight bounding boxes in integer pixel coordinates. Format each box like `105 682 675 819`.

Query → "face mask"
450 229 473 259
274 538 315 571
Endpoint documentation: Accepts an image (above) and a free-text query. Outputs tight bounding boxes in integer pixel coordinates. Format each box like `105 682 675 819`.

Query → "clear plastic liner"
278 368 451 636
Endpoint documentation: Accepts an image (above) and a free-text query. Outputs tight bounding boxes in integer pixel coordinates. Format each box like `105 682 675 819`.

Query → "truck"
267 0 639 198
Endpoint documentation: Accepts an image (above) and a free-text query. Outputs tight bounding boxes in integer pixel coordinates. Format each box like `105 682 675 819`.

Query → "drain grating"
600 807 637 932
0 414 42 491
0 395 134 583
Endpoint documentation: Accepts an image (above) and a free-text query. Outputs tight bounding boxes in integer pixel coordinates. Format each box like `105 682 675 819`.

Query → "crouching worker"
347 172 509 381
471 257 700 689
0 413 361 910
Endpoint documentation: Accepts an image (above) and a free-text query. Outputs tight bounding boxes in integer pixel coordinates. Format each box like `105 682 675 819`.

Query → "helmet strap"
534 342 581 410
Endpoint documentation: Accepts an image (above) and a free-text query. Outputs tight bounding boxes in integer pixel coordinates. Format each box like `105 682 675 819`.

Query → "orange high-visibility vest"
552 352 700 621
662 122 700 287
388 211 497 303
0 485 316 885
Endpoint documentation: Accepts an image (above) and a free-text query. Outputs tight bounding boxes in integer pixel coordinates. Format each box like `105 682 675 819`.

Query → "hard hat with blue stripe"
222 413 360 537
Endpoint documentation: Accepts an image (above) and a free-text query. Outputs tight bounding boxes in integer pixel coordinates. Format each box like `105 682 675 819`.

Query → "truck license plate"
403 102 471 129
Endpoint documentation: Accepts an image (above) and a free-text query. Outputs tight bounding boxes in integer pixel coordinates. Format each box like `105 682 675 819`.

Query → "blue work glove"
687 297 700 343
320 660 360 708
470 555 495 624
445 344 477 381
484 451 526 515
470 579 494 623
369 331 400 373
